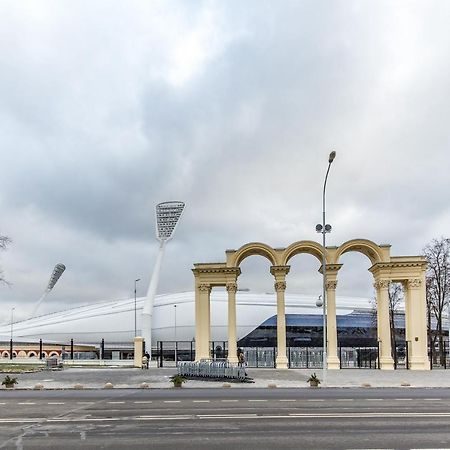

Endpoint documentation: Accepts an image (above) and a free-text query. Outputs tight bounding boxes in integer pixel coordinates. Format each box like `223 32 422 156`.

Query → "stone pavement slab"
1 367 450 390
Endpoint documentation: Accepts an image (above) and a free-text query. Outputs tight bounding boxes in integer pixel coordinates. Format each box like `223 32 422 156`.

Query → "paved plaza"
1 367 450 390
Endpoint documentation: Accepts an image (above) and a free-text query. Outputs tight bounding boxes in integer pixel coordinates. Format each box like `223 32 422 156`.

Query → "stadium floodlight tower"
30 263 66 319
142 201 185 358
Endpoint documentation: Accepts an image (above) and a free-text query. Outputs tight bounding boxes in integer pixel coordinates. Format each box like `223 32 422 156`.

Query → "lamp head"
316 295 323 307
328 151 336 163
155 201 185 242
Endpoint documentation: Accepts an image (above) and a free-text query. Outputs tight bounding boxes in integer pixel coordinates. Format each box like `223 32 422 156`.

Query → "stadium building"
0 290 409 366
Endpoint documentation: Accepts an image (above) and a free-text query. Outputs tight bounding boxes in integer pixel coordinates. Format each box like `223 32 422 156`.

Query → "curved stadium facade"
0 291 404 349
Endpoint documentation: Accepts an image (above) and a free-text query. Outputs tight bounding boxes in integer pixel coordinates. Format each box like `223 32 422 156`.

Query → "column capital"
226 282 238 293
406 278 422 289
373 279 390 290
326 280 338 290
274 281 286 292
270 265 290 277
319 263 343 275
198 283 211 293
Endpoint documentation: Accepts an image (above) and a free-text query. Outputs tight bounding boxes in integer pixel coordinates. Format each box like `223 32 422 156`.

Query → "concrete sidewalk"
1 367 450 390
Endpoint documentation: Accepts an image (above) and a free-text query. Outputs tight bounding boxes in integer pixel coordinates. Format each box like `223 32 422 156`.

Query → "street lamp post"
316 151 336 385
134 279 141 337
174 304 177 364
10 307 15 360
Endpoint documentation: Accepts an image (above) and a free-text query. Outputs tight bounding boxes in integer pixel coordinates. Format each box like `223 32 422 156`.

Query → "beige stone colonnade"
192 239 429 370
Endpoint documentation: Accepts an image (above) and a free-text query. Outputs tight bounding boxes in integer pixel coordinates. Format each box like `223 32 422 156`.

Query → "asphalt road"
0 388 449 449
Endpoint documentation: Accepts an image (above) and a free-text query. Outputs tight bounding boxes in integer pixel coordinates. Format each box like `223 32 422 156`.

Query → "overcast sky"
1 1 449 323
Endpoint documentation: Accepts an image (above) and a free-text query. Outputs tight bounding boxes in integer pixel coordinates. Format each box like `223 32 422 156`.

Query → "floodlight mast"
142 202 185 359
30 264 66 319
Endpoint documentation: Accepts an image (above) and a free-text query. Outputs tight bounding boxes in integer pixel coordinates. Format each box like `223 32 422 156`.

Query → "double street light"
316 151 336 385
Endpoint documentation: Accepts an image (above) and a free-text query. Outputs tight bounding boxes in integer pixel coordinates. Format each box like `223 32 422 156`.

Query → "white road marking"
279 399 296 402
18 402 35 405
138 415 192 420
307 399 324 402
47 402 65 405
77 402 94 404
221 400 238 402
193 400 210 403
395 398 412 401
248 399 267 402
134 401 153 404
107 401 125 404
1 411 450 424
337 399 354 402
0 403 6 405
198 414 258 419
366 399 383 401
164 400 180 403
423 398 441 401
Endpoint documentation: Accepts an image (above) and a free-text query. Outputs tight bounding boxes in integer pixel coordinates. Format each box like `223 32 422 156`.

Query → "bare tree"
388 283 404 359
370 282 403 359
423 237 450 366
0 234 11 285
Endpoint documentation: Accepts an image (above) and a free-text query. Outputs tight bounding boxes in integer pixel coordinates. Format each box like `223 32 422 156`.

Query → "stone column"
133 336 144 368
195 283 211 360
374 279 394 370
326 280 340 369
226 282 238 363
274 280 288 369
406 278 429 370
270 265 290 369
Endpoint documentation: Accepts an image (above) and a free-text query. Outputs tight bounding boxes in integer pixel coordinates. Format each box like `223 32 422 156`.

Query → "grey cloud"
1 1 450 321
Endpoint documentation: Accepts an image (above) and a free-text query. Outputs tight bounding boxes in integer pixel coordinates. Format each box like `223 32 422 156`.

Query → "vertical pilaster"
133 336 144 368
374 279 394 370
326 280 340 369
195 283 211 360
226 282 238 363
406 277 428 370
270 265 290 369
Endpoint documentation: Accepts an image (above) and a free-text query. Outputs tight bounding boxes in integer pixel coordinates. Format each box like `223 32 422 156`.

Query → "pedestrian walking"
142 351 150 369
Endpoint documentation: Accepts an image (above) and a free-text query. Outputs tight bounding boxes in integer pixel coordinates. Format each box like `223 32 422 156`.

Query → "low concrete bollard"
222 383 231 388
103 382 114 389
73 383 84 390
140 382 150 389
33 383 44 390
361 383 371 388
267 383 277 389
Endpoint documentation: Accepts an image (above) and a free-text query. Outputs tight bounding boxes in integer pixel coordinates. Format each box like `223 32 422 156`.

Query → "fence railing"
178 360 247 381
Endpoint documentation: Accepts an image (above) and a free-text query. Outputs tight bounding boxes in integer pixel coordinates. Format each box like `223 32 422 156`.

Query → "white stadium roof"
0 291 375 345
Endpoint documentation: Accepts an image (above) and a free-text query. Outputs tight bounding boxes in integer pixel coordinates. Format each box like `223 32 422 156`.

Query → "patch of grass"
0 365 44 374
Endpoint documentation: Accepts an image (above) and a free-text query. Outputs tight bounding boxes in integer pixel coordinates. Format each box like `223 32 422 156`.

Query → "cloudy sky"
1 0 449 323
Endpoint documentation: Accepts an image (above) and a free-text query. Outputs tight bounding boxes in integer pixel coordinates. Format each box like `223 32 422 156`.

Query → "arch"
2 351 9 358
282 240 329 265
335 239 385 265
18 350 26 357
28 351 38 358
49 351 59 357
231 242 279 267
41 351 48 358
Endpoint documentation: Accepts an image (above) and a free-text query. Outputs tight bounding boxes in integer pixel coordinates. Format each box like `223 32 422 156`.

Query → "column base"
409 356 430 371
228 356 238 364
276 356 288 369
379 356 395 370
327 355 340 370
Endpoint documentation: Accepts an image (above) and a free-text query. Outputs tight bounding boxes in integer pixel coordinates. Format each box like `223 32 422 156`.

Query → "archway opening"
285 253 323 348
335 252 378 368
236 255 276 354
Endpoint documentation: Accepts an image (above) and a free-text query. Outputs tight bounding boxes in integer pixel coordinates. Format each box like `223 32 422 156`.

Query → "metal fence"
178 360 246 381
